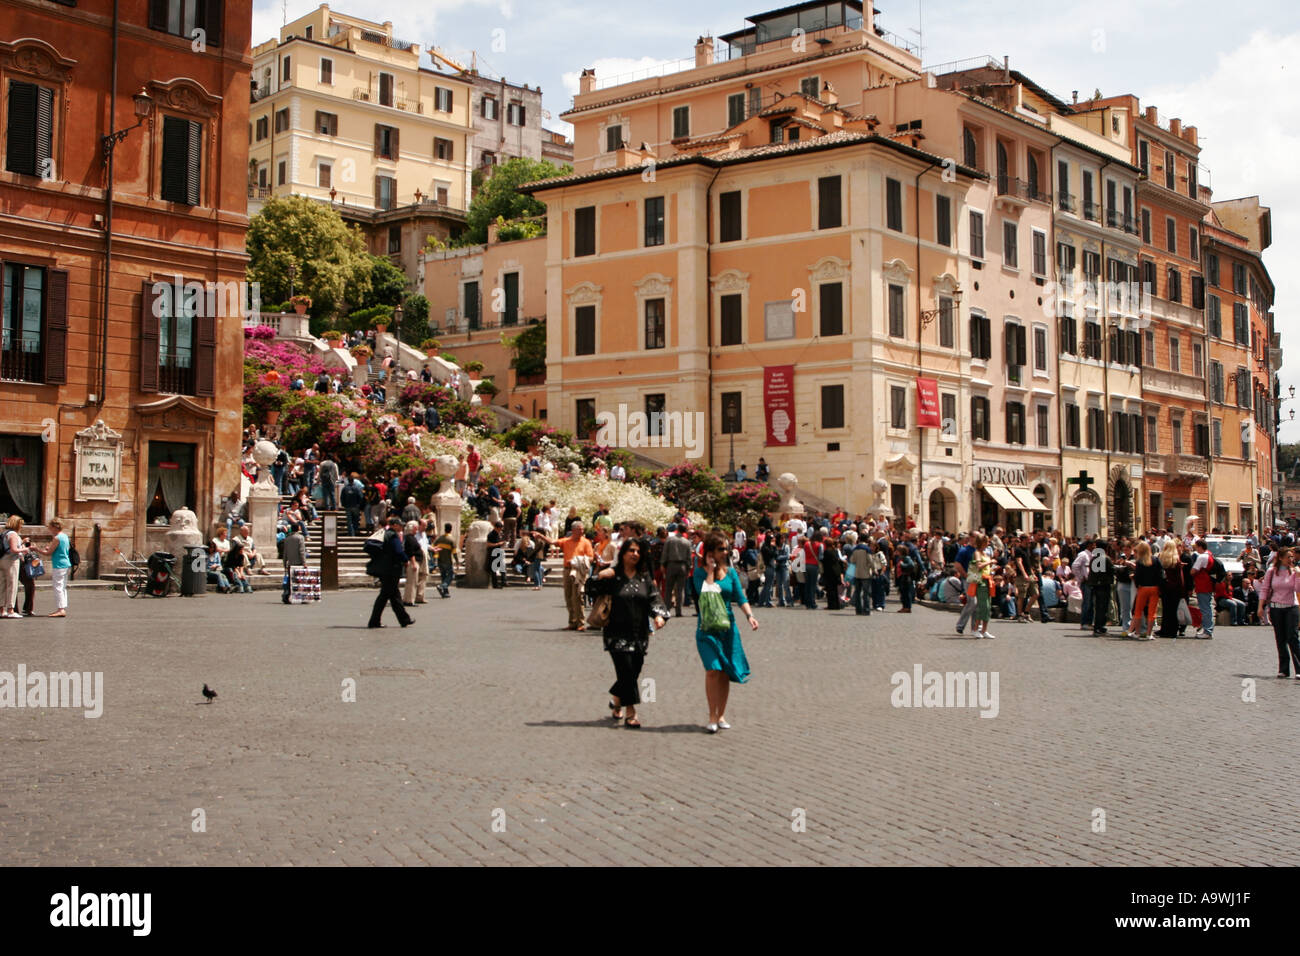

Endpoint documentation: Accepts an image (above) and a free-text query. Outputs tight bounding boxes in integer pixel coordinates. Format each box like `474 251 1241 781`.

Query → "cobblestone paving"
0 586 1295 865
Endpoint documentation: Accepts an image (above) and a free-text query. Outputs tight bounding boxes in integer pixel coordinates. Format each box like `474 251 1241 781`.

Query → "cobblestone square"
0 586 1295 865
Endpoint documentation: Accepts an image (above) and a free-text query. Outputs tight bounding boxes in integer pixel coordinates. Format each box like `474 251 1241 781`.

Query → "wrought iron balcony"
1083 200 1101 222
1058 193 1076 213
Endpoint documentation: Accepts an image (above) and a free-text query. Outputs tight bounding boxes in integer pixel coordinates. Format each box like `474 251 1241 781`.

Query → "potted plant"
420 338 441 353
350 344 373 360
371 313 390 334
474 379 499 399
322 329 344 344
290 294 312 315
464 360 485 375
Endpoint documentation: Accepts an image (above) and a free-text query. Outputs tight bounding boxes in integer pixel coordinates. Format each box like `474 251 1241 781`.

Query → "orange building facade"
0 0 250 570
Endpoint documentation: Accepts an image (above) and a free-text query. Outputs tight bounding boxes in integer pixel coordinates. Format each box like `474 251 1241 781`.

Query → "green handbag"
697 580 731 634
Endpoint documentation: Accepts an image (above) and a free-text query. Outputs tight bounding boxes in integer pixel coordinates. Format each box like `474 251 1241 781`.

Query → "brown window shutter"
148 0 168 31
374 175 381 208
391 127 399 160
44 269 68 385
203 0 223 46
139 278 161 393
194 311 216 397
373 124 381 157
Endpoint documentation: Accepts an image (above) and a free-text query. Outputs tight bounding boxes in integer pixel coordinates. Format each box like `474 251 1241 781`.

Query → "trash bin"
181 545 207 596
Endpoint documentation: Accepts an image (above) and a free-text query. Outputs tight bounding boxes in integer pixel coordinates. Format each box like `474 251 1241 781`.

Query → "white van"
1203 535 1250 576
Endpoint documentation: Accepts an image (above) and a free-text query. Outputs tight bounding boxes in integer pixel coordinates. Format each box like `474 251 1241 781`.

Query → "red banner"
1 457 25 466
764 365 795 446
916 377 941 429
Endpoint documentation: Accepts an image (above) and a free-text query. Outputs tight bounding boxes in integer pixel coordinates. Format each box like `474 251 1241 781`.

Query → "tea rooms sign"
74 420 123 502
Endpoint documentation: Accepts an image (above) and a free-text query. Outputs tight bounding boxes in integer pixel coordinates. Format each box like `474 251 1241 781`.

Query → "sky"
251 0 1299 446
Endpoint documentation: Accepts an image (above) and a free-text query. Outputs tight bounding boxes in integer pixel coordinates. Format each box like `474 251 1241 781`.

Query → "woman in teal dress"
693 531 759 734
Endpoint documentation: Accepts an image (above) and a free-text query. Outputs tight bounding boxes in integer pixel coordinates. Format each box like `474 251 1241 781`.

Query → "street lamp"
724 398 738 481
393 302 404 382
102 89 154 160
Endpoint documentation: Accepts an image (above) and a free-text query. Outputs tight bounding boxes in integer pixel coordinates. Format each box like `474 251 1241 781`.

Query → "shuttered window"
574 206 595 256
5 80 55 178
374 174 395 210
160 115 202 205
139 278 213 396
1 262 66 385
374 124 399 160
720 294 742 346
819 282 843 337
149 0 223 45
818 176 841 229
822 384 845 429
574 306 595 356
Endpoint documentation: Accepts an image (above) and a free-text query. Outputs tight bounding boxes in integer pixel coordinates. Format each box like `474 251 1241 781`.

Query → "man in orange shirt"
540 521 594 630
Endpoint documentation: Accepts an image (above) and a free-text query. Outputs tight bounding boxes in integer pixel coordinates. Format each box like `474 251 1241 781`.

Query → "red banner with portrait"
764 365 795 446
916 376 941 429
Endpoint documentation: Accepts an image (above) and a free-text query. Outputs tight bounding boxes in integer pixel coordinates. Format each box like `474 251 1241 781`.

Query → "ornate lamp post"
724 397 739 481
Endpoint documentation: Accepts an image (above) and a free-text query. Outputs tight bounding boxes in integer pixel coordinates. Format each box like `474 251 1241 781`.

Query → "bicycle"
114 548 178 598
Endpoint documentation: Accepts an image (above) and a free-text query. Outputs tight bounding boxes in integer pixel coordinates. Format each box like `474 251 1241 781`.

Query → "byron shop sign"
73 420 123 503
974 462 1027 487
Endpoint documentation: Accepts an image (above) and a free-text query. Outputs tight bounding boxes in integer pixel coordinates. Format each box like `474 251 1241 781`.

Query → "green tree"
246 195 370 327
400 293 430 343
457 157 570 247
502 320 546 377
350 253 408 311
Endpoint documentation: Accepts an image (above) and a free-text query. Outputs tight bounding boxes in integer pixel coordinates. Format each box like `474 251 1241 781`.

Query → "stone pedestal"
166 507 203 563
430 484 463 542
247 489 279 568
462 519 492 588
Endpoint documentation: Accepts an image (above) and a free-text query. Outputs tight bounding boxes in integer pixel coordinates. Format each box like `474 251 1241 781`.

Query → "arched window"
996 141 1009 193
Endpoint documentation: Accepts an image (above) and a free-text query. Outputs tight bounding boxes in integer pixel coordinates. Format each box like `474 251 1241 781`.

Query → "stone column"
462 519 492 588
247 488 280 569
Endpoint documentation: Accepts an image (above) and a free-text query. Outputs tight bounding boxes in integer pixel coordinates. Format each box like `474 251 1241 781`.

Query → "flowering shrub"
243 325 277 340
244 339 326 380
657 462 726 515
719 483 781 530
500 419 563 452
538 435 582 470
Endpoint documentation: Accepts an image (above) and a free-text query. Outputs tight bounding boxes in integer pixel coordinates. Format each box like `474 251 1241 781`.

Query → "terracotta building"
0 0 250 572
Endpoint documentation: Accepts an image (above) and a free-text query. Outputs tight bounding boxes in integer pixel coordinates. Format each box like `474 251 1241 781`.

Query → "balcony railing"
248 184 271 199
1083 200 1101 221
0 347 43 384
1144 453 1165 474
433 314 543 335
353 87 423 112
358 30 416 51
251 85 273 102
159 362 195 397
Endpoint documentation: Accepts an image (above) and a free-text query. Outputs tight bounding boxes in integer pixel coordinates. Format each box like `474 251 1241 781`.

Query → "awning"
984 484 1051 512
1009 487 1051 511
984 484 1026 511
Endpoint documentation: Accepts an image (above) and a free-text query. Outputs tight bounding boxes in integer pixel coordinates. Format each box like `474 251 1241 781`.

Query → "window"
282 56 293 83
502 272 519 326
1169 335 1180 372
1082 170 1095 219
970 211 985 260
317 162 330 188
1006 402 1026 445
1207 252 1220 287
1034 325 1048 371
1208 295 1221 337
161 115 202 205
274 107 289 133
938 296 954 349
574 206 595 257
1171 418 1185 455
1193 342 1203 377
319 58 333 84
1189 163 1199 199
5 80 55 177
1189 227 1199 260
434 137 454 161
1210 361 1224 403
1027 153 1041 199
1193 422 1210 457
1164 150 1175 190
800 76 820 98
1086 406 1106 450
254 115 268 140
672 105 690 139
435 182 449 205
1105 179 1117 226
1002 220 1017 268
819 283 843 337
887 284 905 338
941 393 957 437
1140 259 1156 296
435 87 453 113
886 178 902 231
889 385 906 430
963 127 978 168
719 191 742 242
1036 405 1050 447
1233 262 1246 295
156 281 196 395
970 313 991 360
644 298 665 349
1164 217 1176 254
645 394 667 437
644 196 665 247
387 225 401 254
720 294 743 346
374 174 395 210
375 124 399 160
1057 241 1075 276
721 392 743 434
1059 303 1077 355
1212 419 1222 457
1064 402 1080 447
463 281 480 329
1167 267 1181 303
507 102 526 126
315 111 338 136
936 195 951 247
1138 140 1149 177
575 306 595 355
822 385 845 429
996 141 1008 193
1031 230 1046 277
816 176 842 230
1004 321 1026 370
575 398 596 432
1083 317 1102 360
1 263 66 385
1141 208 1151 244
482 96 498 120
149 0 224 45
971 395 991 441
1236 368 1251 409
1233 301 1249 344
727 93 746 127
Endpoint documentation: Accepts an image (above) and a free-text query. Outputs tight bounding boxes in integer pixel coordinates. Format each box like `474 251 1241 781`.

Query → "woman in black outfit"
590 537 668 728
821 538 845 610
1157 539 1189 639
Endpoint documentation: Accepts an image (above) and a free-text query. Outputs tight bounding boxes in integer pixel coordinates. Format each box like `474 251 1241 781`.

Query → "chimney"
863 3 875 34
821 81 838 106
1184 124 1198 147
1003 56 1010 82
579 68 596 94
1145 105 1158 124
1072 90 1078 105
1169 117 1182 137
695 35 714 68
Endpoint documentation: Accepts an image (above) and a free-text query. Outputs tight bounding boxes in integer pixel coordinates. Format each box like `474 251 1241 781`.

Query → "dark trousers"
1270 606 1300 676
664 563 688 615
803 570 819 608
852 578 870 615
609 649 645 706
871 575 887 610
1092 585 1110 631
898 576 915 610
321 484 338 511
345 508 361 536
489 546 505 588
369 572 411 626
824 571 842 609
18 562 34 614
438 564 454 596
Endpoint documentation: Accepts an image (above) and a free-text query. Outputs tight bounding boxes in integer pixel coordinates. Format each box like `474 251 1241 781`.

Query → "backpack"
69 546 80 569
0 532 8 558
899 553 917 578
363 531 390 577
1208 557 1226 583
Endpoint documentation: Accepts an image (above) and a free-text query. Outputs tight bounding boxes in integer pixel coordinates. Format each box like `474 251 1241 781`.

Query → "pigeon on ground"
202 684 217 703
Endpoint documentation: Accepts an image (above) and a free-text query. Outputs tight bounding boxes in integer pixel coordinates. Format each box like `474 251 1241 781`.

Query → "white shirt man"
610 463 626 482
734 528 747 552
786 516 806 537
1071 543 1092 586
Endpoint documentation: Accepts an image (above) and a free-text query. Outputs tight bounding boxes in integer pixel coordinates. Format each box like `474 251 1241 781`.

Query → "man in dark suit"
369 516 414 628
